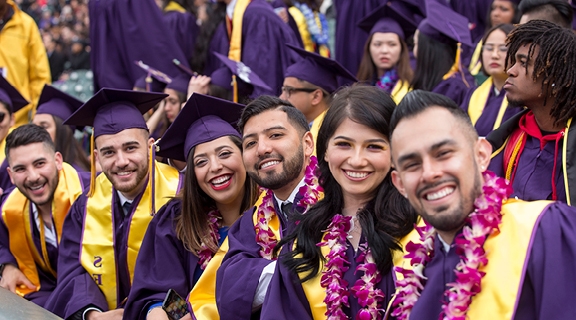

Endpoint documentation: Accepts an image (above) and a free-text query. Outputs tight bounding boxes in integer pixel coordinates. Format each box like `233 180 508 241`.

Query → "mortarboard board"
134 60 171 93
210 52 272 97
417 1 473 46
357 0 423 40
64 88 167 138
156 93 243 162
0 75 29 114
284 44 357 93
165 73 191 95
36 85 84 130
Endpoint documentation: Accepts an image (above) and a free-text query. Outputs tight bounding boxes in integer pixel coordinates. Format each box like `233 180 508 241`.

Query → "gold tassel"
232 75 238 103
88 133 96 197
147 144 155 215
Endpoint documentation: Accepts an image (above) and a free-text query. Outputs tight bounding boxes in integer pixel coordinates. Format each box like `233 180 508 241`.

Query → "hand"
86 308 124 320
275 8 289 23
146 307 169 320
187 75 211 99
179 314 193 320
0 264 36 293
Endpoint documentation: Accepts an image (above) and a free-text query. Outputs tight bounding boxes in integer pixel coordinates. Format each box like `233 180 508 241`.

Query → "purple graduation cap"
133 60 172 93
0 75 29 114
284 44 358 93
156 93 243 162
417 1 473 46
210 52 272 97
357 0 423 40
165 73 191 95
36 85 84 130
64 88 167 138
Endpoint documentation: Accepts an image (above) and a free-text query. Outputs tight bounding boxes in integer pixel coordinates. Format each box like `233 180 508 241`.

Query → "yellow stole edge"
310 110 327 157
298 237 329 319
188 238 229 319
391 80 410 105
468 77 509 130
228 0 250 62
563 118 572 205
2 162 82 296
80 161 179 309
469 41 483 75
164 1 186 13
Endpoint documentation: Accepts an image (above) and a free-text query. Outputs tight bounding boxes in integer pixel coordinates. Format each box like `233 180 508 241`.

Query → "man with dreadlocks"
487 20 576 204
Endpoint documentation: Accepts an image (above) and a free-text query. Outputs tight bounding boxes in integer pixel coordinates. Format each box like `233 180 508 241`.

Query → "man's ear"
476 137 493 172
391 170 408 198
303 131 314 158
54 152 64 171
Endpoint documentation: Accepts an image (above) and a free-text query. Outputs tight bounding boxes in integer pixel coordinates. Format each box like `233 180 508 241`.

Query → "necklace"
392 171 512 319
319 214 385 319
197 209 222 270
255 156 323 260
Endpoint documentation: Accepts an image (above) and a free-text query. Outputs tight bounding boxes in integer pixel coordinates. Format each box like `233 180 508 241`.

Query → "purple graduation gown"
0 171 89 308
460 85 524 137
123 199 200 320
333 0 385 78
208 0 301 96
44 191 142 318
489 134 566 203
0 159 14 192
0 207 58 307
260 238 397 319
88 0 189 90
431 72 476 107
404 202 576 319
216 196 298 320
163 10 199 67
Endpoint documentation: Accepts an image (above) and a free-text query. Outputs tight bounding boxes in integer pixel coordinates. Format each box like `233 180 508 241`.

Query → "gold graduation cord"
562 119 572 205
442 43 462 81
505 131 526 181
467 77 509 130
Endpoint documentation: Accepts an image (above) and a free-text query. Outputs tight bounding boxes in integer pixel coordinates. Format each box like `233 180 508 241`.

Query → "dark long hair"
480 23 514 76
410 32 456 91
485 0 521 31
356 33 413 85
190 1 226 74
175 135 259 254
278 86 418 281
53 116 90 171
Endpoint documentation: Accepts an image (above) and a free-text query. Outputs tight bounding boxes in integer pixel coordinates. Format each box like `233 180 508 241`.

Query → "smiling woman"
123 93 258 320
260 85 418 319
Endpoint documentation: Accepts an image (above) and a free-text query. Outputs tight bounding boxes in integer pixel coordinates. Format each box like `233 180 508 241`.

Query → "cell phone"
162 289 189 320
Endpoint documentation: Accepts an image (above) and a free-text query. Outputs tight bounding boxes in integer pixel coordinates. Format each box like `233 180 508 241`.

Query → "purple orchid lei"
392 171 512 319
319 215 385 319
197 209 222 270
255 156 323 260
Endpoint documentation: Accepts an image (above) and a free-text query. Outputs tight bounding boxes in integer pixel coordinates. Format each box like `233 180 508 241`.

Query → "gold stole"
391 80 410 104
80 162 179 309
468 77 509 130
187 193 266 318
1 162 83 297
467 199 551 318
228 0 251 102
188 238 229 319
164 1 186 13
469 41 483 76
310 110 327 157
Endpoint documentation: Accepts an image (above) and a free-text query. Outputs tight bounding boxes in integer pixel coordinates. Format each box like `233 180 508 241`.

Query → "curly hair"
505 19 576 126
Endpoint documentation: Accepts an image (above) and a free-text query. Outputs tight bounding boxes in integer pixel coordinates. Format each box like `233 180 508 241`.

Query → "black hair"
485 0 521 31
5 124 56 161
190 2 226 74
505 19 576 126
480 23 515 76
390 90 476 139
410 31 457 91
277 85 418 281
237 95 309 135
519 0 573 28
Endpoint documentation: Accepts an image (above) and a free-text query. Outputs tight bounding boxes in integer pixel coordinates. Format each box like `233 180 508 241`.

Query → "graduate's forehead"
391 107 465 158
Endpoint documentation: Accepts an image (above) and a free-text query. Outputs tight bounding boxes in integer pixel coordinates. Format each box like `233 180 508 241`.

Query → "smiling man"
44 89 181 320
389 90 576 320
0 124 89 307
487 20 576 204
216 95 318 319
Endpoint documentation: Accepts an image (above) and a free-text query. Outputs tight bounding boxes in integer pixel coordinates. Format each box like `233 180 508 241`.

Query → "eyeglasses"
281 86 317 98
482 45 508 53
